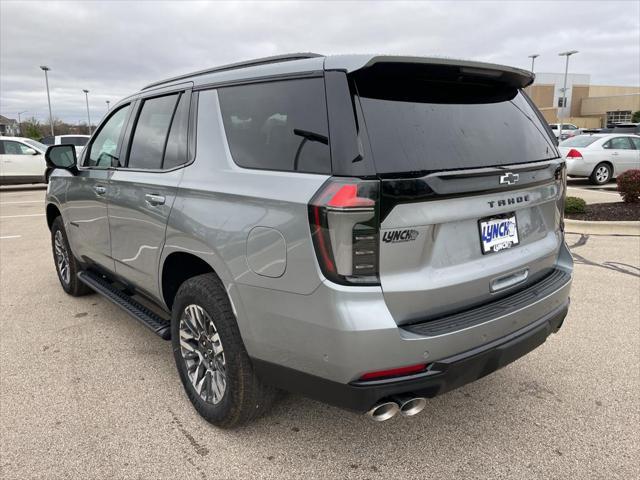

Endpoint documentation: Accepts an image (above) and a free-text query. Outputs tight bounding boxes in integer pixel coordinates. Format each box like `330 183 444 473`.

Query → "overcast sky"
1 0 638 124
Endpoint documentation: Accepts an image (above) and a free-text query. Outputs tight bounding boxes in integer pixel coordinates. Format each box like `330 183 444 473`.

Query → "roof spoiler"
350 56 535 89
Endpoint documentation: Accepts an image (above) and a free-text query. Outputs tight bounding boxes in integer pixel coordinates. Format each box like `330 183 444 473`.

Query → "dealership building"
528 72 640 128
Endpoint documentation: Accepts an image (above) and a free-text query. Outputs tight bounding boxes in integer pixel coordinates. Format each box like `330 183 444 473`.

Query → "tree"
632 111 640 123
22 117 42 139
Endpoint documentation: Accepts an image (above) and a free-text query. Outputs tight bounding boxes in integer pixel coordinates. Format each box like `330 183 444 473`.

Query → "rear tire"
590 163 612 185
50 216 92 296
171 273 277 428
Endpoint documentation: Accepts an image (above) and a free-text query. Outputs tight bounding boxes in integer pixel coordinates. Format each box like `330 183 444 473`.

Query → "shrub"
616 170 640 203
564 196 587 214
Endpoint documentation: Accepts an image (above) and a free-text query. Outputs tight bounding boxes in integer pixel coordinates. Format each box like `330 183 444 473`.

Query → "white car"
549 123 581 141
559 134 640 185
40 134 90 156
0 136 48 185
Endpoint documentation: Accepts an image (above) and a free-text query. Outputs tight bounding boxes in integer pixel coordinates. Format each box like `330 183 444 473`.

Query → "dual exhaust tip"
366 395 427 422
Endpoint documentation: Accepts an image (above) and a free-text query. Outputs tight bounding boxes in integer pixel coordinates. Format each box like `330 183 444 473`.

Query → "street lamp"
82 89 92 135
40 65 54 136
557 50 579 142
17 111 27 135
528 54 540 73
106 100 110 111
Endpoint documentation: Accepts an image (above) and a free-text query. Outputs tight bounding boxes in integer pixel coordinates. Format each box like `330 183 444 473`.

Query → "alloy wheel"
54 230 70 285
595 166 610 183
179 304 226 404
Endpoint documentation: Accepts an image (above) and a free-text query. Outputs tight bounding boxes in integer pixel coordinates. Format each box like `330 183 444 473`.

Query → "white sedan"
0 136 48 185
559 133 640 185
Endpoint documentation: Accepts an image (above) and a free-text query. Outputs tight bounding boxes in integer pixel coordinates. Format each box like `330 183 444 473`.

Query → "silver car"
559 133 640 184
44 54 573 428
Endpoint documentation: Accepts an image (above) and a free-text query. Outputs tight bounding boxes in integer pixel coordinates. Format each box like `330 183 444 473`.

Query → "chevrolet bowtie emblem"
500 172 520 185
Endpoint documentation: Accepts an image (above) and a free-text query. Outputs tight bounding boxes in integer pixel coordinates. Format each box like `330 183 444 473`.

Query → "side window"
162 93 190 169
630 137 640 150
218 78 331 174
2 140 34 155
86 105 131 167
604 137 633 150
127 93 179 170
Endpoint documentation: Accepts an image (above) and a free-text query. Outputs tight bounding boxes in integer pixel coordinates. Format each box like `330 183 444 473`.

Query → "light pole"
528 54 539 73
106 100 110 111
40 66 54 136
82 89 92 135
17 110 27 135
557 50 578 142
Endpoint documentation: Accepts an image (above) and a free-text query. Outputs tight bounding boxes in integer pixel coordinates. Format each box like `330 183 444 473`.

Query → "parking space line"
0 235 22 239
0 213 45 219
0 200 43 205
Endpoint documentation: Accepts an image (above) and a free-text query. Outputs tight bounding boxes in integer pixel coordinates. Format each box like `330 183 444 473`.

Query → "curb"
565 219 640 236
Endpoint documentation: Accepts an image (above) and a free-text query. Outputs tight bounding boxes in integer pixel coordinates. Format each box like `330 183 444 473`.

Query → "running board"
77 271 171 340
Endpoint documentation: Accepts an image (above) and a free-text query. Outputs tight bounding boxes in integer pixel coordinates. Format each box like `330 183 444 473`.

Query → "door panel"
0 141 45 178
63 169 113 271
108 169 182 299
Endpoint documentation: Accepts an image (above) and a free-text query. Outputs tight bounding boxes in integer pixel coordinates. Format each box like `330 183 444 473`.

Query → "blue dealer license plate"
479 213 519 254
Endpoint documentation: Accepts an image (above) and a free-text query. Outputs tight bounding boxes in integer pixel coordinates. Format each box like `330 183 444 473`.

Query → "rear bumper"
253 301 568 412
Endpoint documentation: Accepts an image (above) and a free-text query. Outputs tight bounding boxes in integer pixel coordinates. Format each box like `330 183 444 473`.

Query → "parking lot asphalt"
1 186 639 480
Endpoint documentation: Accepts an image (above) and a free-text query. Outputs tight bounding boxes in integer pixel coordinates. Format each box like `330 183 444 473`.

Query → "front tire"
171 273 277 428
590 163 612 185
50 216 92 296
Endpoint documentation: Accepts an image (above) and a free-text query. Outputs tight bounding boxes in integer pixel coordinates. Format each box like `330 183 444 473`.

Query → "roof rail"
141 52 324 91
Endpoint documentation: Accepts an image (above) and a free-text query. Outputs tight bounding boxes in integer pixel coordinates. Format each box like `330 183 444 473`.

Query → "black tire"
171 273 277 428
589 162 612 185
51 216 92 296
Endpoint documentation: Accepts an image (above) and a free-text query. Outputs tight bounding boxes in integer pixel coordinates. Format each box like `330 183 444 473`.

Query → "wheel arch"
46 203 62 230
161 251 228 311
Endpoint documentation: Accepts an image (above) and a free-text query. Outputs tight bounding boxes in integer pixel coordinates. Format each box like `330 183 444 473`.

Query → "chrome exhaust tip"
366 401 400 422
395 396 427 417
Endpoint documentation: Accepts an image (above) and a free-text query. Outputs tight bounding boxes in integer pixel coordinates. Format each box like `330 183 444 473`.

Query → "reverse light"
309 178 380 285
359 363 429 381
566 149 583 159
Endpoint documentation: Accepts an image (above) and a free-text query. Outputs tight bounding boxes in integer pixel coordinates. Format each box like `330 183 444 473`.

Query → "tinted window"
355 74 557 174
604 137 633 150
560 136 599 148
630 137 640 150
163 92 190 169
218 78 331 174
87 105 131 167
40 136 54 145
128 94 179 170
62 136 89 147
1 140 35 155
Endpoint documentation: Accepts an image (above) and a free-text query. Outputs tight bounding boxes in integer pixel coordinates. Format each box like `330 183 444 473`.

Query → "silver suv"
44 54 573 428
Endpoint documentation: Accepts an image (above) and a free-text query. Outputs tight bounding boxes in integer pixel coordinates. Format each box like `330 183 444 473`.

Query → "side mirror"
45 145 77 172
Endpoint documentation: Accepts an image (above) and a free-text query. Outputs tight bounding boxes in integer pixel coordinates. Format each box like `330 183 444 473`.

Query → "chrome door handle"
94 185 106 195
145 193 166 206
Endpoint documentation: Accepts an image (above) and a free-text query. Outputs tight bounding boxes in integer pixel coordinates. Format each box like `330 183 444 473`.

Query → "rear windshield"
354 71 557 175
559 136 599 148
62 136 89 147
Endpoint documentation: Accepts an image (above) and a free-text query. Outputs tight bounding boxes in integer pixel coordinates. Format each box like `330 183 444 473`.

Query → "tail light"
555 164 567 232
308 178 380 285
566 149 583 159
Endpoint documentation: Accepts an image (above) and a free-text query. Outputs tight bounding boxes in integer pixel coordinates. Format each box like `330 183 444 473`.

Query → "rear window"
218 78 331 174
63 136 89 147
354 70 557 175
560 136 599 148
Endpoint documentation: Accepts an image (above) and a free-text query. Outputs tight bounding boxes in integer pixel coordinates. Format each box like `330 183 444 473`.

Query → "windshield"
355 73 558 175
559 136 599 148
23 139 46 151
